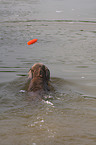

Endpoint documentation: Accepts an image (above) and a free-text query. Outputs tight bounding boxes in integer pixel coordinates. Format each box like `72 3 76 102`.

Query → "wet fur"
28 63 50 94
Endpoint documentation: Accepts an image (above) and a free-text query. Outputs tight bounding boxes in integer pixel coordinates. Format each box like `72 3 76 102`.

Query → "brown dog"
28 63 50 93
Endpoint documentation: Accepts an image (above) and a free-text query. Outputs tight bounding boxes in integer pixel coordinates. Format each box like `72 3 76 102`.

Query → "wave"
1 19 96 24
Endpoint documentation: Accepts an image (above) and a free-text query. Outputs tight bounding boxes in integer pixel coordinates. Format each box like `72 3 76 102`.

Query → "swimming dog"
28 63 50 93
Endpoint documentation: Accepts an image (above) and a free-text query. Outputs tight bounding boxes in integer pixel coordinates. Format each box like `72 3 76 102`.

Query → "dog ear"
28 69 33 80
45 66 50 81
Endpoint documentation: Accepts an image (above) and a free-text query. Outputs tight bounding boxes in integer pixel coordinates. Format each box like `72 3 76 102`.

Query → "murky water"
0 0 96 145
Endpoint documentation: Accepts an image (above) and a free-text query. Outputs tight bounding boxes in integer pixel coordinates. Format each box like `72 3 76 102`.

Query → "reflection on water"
0 0 96 144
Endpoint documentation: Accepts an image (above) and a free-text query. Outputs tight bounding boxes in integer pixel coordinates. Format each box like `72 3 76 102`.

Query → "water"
0 0 96 144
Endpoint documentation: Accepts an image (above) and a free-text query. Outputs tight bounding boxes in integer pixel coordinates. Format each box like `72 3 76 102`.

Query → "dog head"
28 63 50 82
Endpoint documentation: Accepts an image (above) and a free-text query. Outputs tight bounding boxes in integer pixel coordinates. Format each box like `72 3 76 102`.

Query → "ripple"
76 65 88 68
1 19 96 24
81 94 96 99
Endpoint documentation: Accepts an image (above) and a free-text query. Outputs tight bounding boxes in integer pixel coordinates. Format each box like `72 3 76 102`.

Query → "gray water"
0 0 96 145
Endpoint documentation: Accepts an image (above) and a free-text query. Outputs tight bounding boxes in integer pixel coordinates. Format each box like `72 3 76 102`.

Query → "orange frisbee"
27 39 38 45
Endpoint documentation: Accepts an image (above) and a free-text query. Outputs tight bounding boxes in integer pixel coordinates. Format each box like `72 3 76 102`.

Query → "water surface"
0 0 96 145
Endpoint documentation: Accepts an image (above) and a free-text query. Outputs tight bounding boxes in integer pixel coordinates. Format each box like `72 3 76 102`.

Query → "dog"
28 63 50 94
